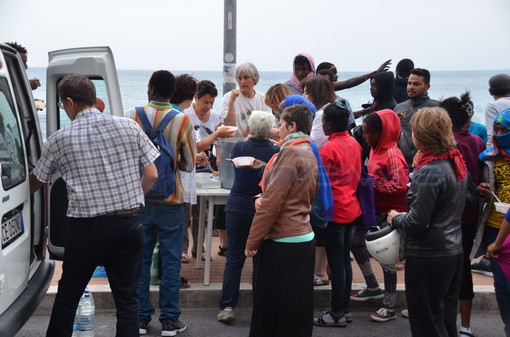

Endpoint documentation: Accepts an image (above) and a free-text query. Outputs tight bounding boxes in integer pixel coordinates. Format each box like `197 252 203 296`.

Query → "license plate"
1 212 24 249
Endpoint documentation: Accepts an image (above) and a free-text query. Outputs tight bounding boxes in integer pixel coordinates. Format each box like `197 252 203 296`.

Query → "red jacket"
367 109 409 213
320 132 362 223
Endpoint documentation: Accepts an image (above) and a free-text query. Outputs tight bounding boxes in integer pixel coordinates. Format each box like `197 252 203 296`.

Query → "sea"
27 67 510 137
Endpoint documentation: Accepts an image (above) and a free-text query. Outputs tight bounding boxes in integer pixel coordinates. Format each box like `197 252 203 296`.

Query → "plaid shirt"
33 108 159 217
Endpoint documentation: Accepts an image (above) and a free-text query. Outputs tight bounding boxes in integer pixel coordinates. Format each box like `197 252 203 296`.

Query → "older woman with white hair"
217 110 280 322
221 62 272 137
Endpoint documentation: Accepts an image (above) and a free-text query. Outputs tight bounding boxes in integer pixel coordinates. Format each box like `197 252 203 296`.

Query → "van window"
57 78 110 128
0 78 26 189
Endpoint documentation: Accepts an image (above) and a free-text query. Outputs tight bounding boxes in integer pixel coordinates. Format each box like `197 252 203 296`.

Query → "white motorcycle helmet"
365 225 405 265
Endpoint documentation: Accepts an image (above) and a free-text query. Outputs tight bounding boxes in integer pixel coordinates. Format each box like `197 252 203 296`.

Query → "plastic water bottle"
77 287 95 337
71 311 80 336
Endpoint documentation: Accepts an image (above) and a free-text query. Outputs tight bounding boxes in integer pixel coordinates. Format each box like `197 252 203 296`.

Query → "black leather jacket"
391 159 467 257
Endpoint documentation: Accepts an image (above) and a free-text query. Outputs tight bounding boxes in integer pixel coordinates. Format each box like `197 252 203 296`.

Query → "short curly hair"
5 42 27 54
248 110 275 138
411 107 457 156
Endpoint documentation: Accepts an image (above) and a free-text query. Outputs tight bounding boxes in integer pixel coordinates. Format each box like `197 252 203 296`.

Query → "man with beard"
394 68 439 169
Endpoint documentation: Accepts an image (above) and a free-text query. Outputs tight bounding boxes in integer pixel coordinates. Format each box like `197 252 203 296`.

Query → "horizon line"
28 66 510 73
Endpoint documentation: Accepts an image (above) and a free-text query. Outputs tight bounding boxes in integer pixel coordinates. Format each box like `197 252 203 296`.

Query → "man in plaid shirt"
29 74 159 337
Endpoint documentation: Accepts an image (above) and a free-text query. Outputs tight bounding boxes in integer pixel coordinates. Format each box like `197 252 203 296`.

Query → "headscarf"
288 53 316 93
479 108 510 162
283 95 316 119
259 132 334 222
415 148 467 182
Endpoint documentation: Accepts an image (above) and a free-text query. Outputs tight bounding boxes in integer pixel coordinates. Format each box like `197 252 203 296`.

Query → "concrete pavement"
17 308 505 337
29 236 501 336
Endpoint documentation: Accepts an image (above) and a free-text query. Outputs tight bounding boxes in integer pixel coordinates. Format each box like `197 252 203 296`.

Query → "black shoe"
161 318 186 336
218 245 227 257
471 257 493 277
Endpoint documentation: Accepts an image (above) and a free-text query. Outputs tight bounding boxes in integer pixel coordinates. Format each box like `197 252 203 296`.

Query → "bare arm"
141 162 158 195
197 125 235 152
487 216 510 258
333 59 391 91
29 171 44 194
223 89 240 126
353 107 374 119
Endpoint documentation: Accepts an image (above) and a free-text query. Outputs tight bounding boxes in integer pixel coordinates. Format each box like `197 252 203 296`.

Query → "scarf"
289 53 316 93
259 132 334 221
414 148 467 182
170 103 183 112
479 108 510 162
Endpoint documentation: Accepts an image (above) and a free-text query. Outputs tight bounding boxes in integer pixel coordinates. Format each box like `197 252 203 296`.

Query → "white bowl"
495 202 510 214
231 156 255 168
218 125 238 136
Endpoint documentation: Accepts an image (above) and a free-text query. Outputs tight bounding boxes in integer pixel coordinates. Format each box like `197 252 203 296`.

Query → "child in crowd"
350 109 409 322
475 108 510 337
314 100 361 327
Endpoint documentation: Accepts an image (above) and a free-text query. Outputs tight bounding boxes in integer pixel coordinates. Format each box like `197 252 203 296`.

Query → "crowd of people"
20 42 510 337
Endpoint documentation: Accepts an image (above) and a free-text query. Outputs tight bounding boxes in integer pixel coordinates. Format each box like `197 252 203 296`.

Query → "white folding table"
195 187 230 285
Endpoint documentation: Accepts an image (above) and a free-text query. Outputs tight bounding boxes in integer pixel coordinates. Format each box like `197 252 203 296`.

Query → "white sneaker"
217 307 235 322
139 320 150 335
401 309 409 318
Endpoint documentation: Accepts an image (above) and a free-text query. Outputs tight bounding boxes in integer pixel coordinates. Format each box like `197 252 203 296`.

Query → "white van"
0 44 123 337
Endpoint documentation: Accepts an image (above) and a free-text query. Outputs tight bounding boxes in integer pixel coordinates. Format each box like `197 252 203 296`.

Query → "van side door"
45 46 123 259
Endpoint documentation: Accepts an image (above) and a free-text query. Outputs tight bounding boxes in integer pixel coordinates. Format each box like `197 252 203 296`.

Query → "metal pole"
223 0 236 95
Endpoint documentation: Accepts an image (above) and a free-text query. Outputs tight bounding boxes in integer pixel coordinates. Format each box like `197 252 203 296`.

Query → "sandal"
180 277 191 289
313 311 347 327
181 253 190 264
314 275 330 286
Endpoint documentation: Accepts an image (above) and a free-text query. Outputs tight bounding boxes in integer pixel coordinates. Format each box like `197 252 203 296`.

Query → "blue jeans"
219 211 260 309
485 226 510 336
323 221 354 313
137 202 184 322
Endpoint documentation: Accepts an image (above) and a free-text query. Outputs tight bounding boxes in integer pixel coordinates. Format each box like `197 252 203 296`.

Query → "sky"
1 0 509 72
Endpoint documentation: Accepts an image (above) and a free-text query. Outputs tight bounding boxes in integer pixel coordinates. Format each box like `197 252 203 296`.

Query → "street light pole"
223 0 236 95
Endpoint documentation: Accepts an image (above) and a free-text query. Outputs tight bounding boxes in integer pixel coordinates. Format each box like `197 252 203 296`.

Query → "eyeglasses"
58 100 65 110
